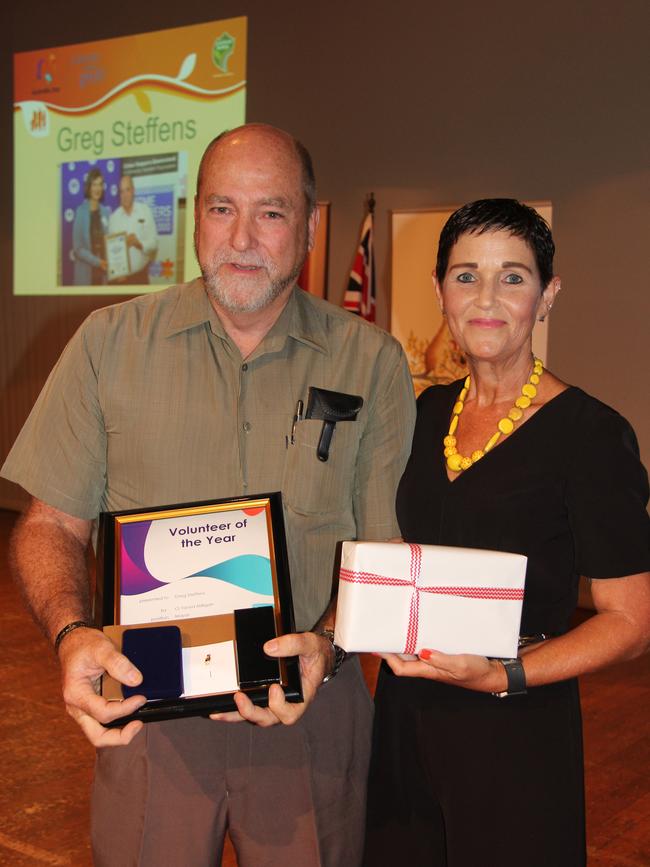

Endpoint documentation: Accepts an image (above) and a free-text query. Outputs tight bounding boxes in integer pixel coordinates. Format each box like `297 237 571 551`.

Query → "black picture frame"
96 492 302 725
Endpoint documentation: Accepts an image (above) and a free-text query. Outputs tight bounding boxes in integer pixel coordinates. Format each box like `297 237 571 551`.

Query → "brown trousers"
91 656 373 867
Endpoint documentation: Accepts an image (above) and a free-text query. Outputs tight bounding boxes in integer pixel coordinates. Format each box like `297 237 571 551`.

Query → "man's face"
194 130 317 314
119 177 135 213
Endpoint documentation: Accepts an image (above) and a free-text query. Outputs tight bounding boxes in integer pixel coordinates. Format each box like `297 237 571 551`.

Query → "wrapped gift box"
334 541 527 658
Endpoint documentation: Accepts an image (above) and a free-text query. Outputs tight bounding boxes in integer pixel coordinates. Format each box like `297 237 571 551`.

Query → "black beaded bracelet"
54 620 94 653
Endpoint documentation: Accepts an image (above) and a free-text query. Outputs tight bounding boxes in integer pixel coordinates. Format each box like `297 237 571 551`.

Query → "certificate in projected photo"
97 492 302 724
105 231 130 282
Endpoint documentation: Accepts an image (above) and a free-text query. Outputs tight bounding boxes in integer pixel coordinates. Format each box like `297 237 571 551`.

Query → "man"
107 174 158 284
3 124 415 866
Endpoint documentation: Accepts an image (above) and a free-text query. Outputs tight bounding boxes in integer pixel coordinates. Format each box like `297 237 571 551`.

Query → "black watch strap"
493 657 527 698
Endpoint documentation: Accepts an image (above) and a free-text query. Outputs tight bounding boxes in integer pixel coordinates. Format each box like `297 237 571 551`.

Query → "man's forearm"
10 500 93 645
312 597 338 633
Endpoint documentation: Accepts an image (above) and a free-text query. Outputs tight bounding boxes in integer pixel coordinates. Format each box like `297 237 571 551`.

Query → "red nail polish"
419 649 432 660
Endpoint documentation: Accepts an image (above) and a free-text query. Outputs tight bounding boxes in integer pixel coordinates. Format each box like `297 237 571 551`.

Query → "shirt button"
241 363 248 371
243 421 252 432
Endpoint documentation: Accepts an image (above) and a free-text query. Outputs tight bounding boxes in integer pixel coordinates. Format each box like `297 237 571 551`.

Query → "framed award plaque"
96 492 302 724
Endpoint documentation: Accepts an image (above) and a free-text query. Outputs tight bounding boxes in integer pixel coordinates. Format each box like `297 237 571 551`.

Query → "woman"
364 199 650 866
72 167 110 285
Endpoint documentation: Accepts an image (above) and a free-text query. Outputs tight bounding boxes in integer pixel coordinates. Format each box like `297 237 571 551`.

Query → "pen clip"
290 399 304 445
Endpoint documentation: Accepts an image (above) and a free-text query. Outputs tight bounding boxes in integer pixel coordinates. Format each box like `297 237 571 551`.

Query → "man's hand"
210 631 333 726
58 627 147 746
126 233 142 250
10 500 147 746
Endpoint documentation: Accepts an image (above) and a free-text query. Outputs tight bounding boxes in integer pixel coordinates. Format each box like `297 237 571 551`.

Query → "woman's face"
89 175 104 201
434 229 559 366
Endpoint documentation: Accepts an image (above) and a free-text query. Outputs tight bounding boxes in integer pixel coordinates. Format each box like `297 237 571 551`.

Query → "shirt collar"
164 281 329 356
286 286 329 355
164 278 225 337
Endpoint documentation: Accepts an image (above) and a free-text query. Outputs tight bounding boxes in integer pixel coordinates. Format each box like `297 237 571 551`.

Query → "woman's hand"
379 649 507 694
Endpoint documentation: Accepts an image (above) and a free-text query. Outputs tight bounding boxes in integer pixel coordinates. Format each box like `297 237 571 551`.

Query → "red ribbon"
339 543 524 654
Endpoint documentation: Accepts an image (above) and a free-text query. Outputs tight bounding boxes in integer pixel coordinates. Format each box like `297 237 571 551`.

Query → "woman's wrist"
490 658 528 697
486 657 509 693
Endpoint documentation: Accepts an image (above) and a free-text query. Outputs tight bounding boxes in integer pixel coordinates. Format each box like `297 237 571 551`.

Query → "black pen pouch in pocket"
305 387 363 461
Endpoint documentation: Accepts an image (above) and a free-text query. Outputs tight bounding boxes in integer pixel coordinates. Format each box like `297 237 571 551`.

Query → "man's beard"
199 248 306 314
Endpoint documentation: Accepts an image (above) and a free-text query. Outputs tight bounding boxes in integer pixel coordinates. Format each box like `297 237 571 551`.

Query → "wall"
1 0 649 509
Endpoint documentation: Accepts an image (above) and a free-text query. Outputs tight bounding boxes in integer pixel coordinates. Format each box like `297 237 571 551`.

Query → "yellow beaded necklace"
444 357 544 473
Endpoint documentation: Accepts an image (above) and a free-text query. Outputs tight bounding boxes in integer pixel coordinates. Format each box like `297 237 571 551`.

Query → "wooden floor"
0 508 648 866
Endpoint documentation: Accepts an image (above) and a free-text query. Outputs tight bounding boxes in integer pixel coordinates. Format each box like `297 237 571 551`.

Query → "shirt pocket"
282 417 362 516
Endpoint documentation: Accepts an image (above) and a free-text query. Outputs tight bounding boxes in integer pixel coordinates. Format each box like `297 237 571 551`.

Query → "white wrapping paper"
334 541 527 658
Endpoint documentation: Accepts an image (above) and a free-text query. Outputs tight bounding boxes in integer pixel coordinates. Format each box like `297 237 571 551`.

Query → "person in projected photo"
108 174 158 285
363 199 650 867
72 167 111 285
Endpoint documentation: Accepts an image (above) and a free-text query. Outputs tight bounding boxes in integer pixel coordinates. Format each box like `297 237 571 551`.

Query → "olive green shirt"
2 280 416 630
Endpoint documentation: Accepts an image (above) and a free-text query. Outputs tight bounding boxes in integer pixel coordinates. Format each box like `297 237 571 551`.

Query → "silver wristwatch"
318 629 347 683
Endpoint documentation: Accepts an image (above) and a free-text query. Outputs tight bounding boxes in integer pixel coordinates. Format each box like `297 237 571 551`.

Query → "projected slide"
13 18 246 295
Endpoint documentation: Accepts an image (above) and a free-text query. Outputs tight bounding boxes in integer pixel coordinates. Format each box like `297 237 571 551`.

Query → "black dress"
364 382 649 867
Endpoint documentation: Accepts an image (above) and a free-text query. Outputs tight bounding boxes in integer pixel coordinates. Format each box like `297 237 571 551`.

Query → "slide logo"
212 32 235 73
31 109 47 132
31 53 59 98
35 55 55 84
21 101 50 138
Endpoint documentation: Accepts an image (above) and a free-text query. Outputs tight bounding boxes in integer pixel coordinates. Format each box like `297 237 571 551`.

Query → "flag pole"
367 192 376 215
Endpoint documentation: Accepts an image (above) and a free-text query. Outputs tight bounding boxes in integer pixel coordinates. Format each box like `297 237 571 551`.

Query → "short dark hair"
435 199 555 288
83 167 105 200
195 124 316 215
